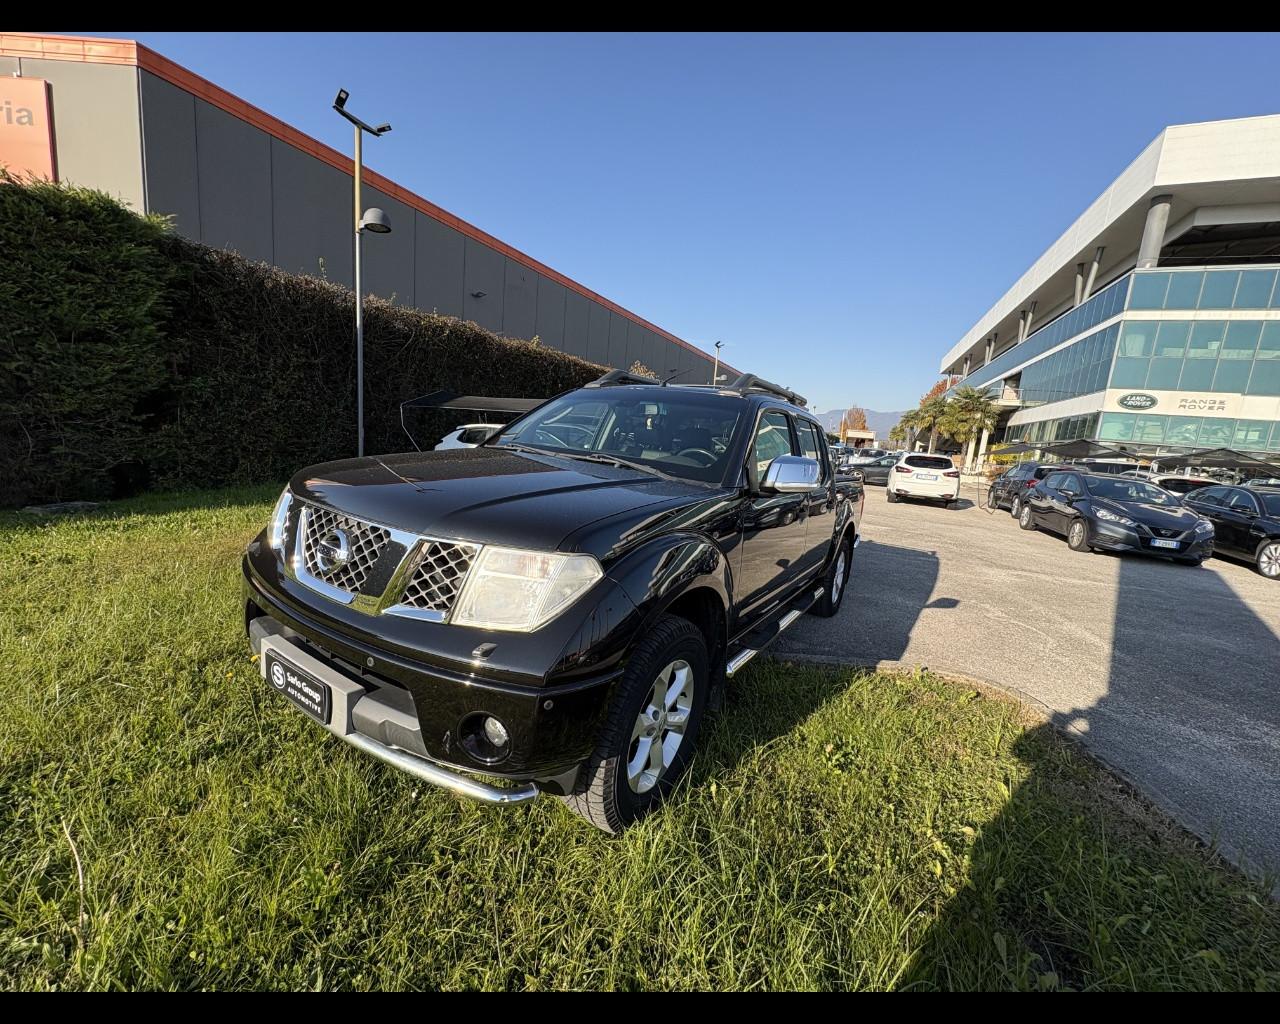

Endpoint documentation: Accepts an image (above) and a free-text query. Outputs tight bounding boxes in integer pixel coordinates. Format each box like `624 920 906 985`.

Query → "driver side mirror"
761 455 821 493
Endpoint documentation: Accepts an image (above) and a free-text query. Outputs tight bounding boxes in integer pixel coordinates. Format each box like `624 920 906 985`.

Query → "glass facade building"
992 266 1280 457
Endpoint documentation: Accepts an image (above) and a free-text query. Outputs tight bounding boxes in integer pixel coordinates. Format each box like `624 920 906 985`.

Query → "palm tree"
895 408 925 451
914 394 950 454
940 386 1000 470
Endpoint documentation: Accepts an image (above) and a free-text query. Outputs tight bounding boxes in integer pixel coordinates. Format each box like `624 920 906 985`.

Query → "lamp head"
334 88 349 110
359 208 392 234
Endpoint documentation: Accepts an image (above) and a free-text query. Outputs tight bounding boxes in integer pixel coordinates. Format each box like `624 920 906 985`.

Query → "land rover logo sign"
1118 393 1158 410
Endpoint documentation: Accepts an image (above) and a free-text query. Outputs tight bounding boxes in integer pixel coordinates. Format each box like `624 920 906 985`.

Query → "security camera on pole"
333 89 392 458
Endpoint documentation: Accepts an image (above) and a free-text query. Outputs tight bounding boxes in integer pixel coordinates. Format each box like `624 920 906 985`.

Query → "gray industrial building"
0 32 726 381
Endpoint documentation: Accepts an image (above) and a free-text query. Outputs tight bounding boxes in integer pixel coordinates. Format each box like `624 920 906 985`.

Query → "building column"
1137 195 1173 269
1082 246 1105 301
976 427 990 469
962 354 971 377
964 434 977 471
1075 263 1085 306
1023 300 1037 339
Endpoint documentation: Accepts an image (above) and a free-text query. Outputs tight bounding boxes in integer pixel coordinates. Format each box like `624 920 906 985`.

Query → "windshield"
491 387 744 483
1084 477 1179 505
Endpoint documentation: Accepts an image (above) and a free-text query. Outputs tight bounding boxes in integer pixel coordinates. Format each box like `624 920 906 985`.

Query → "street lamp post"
333 89 392 457
712 340 724 385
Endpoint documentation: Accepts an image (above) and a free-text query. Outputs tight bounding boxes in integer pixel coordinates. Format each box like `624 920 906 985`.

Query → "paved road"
775 480 1280 881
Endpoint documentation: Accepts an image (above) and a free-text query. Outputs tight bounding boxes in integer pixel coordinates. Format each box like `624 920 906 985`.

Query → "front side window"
493 388 744 483
752 411 796 480
796 419 829 483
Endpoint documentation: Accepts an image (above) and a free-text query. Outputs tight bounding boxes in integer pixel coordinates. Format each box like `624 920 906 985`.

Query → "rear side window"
1226 490 1260 513
1191 486 1227 507
905 455 952 470
1033 465 1062 480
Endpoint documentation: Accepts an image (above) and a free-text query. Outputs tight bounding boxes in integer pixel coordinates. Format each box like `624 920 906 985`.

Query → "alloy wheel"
1070 521 1085 547
832 549 848 604
1260 542 1280 579
626 659 695 794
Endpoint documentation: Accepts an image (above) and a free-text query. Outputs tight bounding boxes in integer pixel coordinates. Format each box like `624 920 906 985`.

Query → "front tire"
812 535 852 617
1018 503 1036 531
1257 540 1280 580
1067 518 1091 552
561 615 708 833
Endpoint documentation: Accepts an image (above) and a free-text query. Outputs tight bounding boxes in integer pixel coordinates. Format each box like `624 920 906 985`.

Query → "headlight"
268 487 293 552
1094 507 1136 527
451 546 604 632
1195 519 1214 534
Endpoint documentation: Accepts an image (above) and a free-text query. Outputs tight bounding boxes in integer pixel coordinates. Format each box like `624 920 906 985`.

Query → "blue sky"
78 32 1280 412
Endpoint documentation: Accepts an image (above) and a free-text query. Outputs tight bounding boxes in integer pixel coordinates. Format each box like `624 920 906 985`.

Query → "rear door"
1184 486 1231 547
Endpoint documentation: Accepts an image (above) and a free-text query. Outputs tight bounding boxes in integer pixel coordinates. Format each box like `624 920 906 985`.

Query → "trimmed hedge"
0 174 603 507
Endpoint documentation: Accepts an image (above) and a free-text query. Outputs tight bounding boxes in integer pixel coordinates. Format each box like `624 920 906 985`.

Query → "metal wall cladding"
194 101 274 262
462 238 505 332
130 71 716 374
25 58 145 211
139 72 200 237
269 136 352 285
501 257 537 340
414 213 465 318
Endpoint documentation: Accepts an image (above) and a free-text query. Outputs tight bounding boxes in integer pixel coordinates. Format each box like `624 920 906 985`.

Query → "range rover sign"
1117 393 1158 410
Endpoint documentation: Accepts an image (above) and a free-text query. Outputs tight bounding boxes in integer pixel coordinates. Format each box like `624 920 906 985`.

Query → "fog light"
482 716 509 748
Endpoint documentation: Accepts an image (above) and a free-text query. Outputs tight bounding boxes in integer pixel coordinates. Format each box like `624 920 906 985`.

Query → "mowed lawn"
1 486 1278 992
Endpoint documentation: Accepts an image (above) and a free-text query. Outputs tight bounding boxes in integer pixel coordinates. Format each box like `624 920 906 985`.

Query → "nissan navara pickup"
242 370 862 832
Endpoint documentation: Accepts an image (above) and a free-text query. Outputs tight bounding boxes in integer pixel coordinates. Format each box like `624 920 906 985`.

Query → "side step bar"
726 585 824 678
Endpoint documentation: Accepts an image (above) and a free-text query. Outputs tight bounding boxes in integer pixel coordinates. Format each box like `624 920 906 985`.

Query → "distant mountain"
814 408 906 439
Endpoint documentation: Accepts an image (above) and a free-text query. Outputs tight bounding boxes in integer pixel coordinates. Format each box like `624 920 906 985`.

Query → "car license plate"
918 473 938 481
264 650 331 724
1150 538 1180 550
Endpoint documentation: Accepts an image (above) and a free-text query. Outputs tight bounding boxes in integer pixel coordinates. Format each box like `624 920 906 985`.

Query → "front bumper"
252 619 539 804
1089 521 1214 559
242 551 626 794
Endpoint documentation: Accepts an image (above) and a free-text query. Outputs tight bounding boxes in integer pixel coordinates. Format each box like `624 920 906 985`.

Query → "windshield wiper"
498 440 672 479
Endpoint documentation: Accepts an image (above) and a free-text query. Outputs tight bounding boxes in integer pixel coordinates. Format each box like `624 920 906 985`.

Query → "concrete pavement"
774 480 1280 881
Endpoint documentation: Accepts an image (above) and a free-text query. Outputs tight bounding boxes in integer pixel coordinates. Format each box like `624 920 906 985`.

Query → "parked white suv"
886 453 961 507
434 423 501 450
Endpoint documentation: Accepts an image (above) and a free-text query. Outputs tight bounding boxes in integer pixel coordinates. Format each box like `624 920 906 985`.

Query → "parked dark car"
242 371 863 832
1181 484 1280 579
1243 477 1280 490
1069 459 1145 477
989 462 1070 517
853 454 899 486
1018 471 1215 564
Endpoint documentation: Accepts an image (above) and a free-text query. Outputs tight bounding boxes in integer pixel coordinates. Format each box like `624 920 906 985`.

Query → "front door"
793 418 838 577
1217 488 1263 555
737 410 808 626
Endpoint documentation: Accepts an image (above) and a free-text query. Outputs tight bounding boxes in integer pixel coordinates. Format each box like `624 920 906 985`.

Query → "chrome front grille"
399 541 478 614
300 504 393 595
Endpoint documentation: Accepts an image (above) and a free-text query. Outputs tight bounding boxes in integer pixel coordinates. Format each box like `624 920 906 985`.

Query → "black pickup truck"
242 370 862 831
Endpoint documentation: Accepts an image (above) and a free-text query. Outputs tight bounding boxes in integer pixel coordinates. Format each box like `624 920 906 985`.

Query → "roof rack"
583 368 661 388
725 373 807 408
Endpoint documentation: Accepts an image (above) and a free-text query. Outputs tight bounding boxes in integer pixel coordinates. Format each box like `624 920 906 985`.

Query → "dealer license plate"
1150 538 1180 550
264 650 331 724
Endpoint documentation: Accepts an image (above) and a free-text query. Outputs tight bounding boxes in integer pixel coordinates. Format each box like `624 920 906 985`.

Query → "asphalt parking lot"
775 479 1280 882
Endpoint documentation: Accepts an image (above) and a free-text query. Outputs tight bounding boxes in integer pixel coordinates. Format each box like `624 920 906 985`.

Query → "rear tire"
560 615 708 833
1018 503 1036 531
987 487 998 509
1067 518 1091 552
812 535 852 617
1009 495 1022 519
886 488 899 503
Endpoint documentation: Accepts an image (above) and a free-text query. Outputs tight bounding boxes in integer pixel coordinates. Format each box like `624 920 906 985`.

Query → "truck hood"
289 448 712 551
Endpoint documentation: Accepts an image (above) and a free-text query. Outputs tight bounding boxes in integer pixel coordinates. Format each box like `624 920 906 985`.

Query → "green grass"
1 485 1278 991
